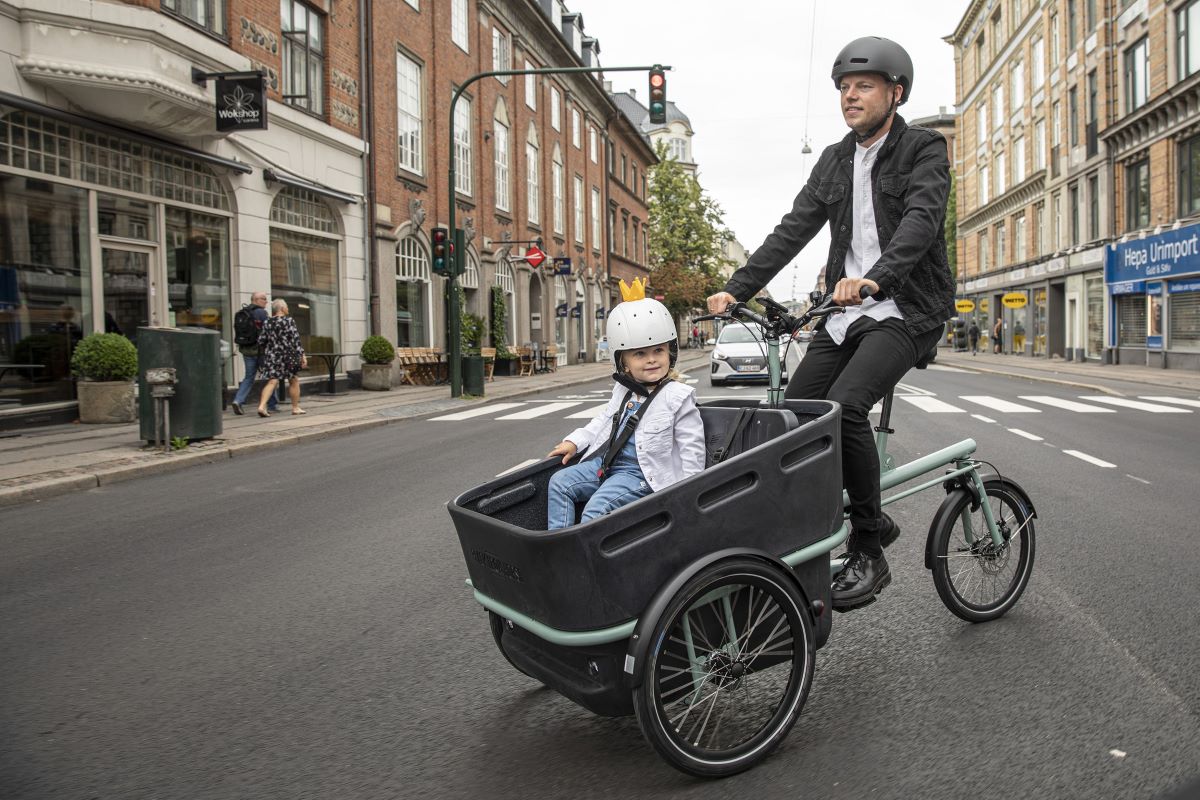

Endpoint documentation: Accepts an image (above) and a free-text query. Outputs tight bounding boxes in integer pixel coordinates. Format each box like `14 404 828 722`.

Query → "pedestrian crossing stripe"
430 393 1195 421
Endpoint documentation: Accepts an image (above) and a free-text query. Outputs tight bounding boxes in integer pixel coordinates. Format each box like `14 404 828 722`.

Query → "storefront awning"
263 169 359 205
0 91 253 175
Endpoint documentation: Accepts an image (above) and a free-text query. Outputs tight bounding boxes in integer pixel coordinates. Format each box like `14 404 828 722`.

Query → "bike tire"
632 557 814 778
929 482 1035 623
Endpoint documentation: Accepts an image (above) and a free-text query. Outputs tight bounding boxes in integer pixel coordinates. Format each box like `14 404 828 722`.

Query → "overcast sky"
570 0 970 301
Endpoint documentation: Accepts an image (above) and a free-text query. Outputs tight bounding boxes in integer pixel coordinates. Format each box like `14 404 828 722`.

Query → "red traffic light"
649 73 665 89
648 66 667 124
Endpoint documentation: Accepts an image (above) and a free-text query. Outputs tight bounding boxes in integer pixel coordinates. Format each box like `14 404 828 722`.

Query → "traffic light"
648 66 666 125
431 227 453 276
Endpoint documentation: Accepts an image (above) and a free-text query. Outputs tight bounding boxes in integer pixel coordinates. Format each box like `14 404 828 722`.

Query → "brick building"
0 0 368 424
370 0 654 368
949 0 1200 370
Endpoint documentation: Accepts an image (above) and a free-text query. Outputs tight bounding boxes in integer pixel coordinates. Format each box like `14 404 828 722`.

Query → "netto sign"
215 74 268 131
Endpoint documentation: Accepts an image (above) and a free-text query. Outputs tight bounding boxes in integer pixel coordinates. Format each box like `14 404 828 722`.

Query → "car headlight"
711 349 727 361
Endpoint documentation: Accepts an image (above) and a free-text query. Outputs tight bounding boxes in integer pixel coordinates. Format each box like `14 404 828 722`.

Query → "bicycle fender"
925 477 1037 570
622 547 805 689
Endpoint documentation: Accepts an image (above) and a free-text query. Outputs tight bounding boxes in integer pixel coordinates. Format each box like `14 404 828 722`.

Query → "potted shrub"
70 333 138 423
359 335 396 391
490 287 519 376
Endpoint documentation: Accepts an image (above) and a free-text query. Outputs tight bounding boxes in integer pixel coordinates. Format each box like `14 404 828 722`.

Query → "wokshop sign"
1106 222 1200 284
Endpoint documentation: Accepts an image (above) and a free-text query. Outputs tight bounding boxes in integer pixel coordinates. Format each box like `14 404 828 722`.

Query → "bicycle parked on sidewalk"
445 293 1036 777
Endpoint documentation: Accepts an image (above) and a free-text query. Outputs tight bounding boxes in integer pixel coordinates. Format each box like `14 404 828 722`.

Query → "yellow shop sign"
1002 292 1028 309
955 299 976 313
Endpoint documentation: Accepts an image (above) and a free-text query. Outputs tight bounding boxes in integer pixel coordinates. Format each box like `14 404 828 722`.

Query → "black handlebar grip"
859 285 874 300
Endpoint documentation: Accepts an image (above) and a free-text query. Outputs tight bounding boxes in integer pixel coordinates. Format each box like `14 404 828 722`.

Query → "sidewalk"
934 348 1200 394
0 350 712 510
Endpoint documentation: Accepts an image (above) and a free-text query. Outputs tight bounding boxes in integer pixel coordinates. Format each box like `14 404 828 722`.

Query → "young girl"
545 279 706 530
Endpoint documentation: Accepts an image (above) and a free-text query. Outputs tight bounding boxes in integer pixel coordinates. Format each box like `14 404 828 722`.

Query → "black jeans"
786 316 943 535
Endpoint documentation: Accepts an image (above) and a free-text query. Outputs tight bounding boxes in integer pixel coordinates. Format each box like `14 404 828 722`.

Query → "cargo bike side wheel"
632 557 814 778
930 480 1036 623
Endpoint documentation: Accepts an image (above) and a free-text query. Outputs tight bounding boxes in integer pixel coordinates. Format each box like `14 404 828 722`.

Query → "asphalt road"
2 363 1198 799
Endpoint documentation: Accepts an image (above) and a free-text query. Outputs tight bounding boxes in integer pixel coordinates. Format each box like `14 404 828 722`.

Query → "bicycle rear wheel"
633 558 814 777
930 482 1035 622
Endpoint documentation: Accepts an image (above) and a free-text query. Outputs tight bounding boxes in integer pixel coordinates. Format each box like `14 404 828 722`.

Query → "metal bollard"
145 367 177 453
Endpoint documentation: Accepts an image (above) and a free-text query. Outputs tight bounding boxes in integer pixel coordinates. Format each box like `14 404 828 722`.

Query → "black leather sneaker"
831 551 892 612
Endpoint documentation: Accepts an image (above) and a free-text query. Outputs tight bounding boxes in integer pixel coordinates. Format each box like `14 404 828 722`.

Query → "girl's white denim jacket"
564 381 706 492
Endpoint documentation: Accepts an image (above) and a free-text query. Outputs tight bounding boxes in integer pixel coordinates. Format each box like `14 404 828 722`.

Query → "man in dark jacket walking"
231 291 279 415
707 36 954 610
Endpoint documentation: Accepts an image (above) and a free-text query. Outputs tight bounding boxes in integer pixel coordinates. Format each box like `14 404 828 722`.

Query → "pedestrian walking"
691 324 701 349
231 291 278 415
993 317 1003 353
707 36 953 610
255 298 308 417
968 319 980 355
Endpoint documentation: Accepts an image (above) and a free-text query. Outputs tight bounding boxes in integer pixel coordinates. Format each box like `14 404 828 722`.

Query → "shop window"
1169 287 1200 350
165 208 230 342
1085 276 1104 358
396 236 429 347
282 0 325 115
269 187 340 355
1115 294 1147 346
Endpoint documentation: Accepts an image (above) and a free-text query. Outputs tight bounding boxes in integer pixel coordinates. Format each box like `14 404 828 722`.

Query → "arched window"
554 274 567 360
269 186 342 354
574 277 585 361
396 236 430 346
493 259 515 346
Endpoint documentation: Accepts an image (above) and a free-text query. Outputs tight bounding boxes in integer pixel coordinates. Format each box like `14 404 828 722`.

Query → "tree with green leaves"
646 140 733 320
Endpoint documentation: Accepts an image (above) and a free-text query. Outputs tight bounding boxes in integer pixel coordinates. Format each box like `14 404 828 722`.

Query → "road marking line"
565 403 611 419
894 381 935 396
496 458 540 476
685 379 699 384
497 401 584 420
1020 395 1115 413
1079 396 1192 413
925 364 972 372
430 402 525 421
971 414 997 423
1063 449 1116 468
899 396 966 413
1125 474 1152 485
1137 396 1200 409
961 395 1041 413
1008 428 1044 441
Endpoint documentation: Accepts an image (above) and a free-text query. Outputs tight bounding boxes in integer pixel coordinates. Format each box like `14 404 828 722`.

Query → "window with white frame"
163 0 226 35
1011 61 1024 111
396 52 422 175
1125 37 1149 112
1178 0 1200 82
1051 13 1060 64
492 28 510 82
571 108 581 148
991 83 1004 130
550 87 561 131
1053 191 1062 246
591 187 601 250
589 126 598 162
1016 212 1027 261
979 164 990 206
1034 119 1046 170
996 221 1007 268
494 121 510 212
494 261 515 345
996 151 1007 195
669 137 687 161
1031 36 1044 86
524 61 537 109
451 0 468 52
454 96 471 195
1014 136 1026 183
573 175 584 242
396 236 430 347
978 231 990 272
281 0 324 114
977 103 987 147
552 155 564 234
527 141 540 225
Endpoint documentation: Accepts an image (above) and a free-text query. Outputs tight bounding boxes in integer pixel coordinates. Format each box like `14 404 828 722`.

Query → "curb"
936 360 1121 395
0 353 711 511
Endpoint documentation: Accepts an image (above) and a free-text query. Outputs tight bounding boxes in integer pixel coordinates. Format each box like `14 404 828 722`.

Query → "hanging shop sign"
1002 292 1028 309
955 299 976 313
555 302 569 318
213 72 268 132
569 303 583 318
595 306 607 319
552 257 572 275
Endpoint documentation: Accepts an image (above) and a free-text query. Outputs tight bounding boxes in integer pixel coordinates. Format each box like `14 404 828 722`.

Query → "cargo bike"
447 294 1036 777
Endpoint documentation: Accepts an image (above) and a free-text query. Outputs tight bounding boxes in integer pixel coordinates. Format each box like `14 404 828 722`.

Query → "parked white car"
709 324 809 387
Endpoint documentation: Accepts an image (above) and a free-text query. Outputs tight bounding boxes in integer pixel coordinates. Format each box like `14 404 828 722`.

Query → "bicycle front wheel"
633 558 814 778
930 481 1035 622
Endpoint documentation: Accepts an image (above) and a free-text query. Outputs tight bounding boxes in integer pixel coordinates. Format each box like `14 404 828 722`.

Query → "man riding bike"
707 36 954 611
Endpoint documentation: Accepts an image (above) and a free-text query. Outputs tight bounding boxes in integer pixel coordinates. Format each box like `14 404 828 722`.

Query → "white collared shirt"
825 133 904 345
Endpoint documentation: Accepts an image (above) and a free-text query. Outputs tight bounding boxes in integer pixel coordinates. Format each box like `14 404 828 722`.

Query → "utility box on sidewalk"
462 355 485 396
137 327 223 443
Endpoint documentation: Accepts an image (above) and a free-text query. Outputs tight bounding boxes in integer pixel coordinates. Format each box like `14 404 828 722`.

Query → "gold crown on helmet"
618 277 648 302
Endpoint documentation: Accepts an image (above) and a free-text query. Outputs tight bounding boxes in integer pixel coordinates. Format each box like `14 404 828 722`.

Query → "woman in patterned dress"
256 298 308 417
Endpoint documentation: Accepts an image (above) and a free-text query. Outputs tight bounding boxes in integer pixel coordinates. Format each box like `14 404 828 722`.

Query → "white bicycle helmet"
606 278 678 370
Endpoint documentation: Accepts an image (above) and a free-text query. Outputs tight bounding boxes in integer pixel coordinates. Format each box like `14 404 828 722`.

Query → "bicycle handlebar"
693 294 844 337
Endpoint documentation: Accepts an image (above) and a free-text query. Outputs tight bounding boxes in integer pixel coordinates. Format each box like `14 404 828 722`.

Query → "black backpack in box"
234 305 259 348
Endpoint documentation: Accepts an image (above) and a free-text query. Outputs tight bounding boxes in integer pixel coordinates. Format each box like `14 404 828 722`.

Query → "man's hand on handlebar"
706 291 737 314
832 278 879 307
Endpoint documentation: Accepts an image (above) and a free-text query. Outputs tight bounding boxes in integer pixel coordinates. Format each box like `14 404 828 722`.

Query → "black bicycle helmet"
831 36 914 105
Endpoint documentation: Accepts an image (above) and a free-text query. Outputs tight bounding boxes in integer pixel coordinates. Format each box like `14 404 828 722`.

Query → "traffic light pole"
446 63 669 397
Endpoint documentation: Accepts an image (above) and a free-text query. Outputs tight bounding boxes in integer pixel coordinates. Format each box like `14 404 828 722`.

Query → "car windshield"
718 325 766 344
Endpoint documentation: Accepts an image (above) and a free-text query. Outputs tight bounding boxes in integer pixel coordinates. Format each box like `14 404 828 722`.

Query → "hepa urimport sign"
215 74 267 132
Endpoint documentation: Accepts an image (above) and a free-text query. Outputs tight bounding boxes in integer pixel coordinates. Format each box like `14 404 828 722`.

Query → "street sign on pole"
525 246 546 269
